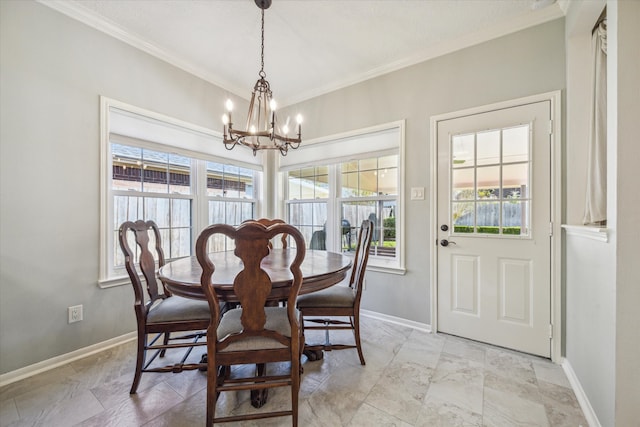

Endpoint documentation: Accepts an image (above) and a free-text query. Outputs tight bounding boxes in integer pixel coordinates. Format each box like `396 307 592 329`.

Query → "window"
450 125 531 236
100 98 262 287
206 162 257 252
281 122 404 272
286 166 330 249
340 155 398 257
112 144 194 269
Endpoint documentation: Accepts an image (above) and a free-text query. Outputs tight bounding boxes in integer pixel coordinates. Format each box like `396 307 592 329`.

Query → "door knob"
440 239 456 247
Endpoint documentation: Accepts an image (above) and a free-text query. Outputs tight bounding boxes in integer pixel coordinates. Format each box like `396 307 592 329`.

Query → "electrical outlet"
68 305 83 323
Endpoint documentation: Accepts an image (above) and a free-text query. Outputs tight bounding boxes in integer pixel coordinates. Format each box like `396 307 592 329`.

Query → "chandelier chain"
259 8 265 78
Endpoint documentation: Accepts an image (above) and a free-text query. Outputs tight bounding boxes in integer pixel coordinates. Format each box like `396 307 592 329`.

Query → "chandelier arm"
223 137 240 151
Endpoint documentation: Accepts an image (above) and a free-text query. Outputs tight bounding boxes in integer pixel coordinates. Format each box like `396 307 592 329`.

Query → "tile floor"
0 317 589 426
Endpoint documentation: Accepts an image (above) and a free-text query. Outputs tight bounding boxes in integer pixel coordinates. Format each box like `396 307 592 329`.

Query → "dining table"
158 248 352 407
159 248 352 301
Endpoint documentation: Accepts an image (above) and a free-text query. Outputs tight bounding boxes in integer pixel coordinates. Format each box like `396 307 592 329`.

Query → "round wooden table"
159 249 352 301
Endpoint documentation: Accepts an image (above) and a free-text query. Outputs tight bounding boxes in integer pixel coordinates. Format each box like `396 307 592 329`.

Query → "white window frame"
99 97 263 288
280 121 405 274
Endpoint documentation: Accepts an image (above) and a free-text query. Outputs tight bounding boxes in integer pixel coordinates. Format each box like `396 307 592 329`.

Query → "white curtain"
583 19 607 225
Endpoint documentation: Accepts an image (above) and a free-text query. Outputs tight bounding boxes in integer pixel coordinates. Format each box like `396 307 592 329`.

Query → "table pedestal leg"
303 348 324 361
250 363 268 408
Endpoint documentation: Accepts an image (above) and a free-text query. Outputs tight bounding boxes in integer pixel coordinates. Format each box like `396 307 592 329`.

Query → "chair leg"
206 341 216 426
299 313 305 374
353 314 366 366
130 331 146 394
291 347 300 427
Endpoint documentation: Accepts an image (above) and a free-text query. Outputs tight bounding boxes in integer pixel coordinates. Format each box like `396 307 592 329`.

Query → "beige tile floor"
0 317 588 426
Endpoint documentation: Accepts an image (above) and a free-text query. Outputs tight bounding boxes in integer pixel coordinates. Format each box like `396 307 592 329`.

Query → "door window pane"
450 124 531 237
476 201 500 233
477 166 500 199
503 163 529 191
452 169 474 200
503 125 529 163
452 202 475 233
477 130 500 166
452 133 475 168
503 200 529 235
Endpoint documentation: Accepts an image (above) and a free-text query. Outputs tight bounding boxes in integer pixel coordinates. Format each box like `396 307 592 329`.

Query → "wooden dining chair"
242 218 288 249
296 219 373 365
196 221 306 426
119 220 210 394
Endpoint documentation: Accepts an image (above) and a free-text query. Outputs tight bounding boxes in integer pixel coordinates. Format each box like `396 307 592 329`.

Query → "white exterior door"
436 100 551 357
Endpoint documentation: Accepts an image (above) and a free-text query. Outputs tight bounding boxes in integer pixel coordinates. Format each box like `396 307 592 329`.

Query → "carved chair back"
242 218 289 249
119 220 168 319
196 222 306 346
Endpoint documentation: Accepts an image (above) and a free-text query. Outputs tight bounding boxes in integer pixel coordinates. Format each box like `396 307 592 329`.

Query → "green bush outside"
453 225 521 235
383 217 395 240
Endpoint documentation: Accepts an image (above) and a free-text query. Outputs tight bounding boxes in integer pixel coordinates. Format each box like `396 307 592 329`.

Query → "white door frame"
429 91 562 362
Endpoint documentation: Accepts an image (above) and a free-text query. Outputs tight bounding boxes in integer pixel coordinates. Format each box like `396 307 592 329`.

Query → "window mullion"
193 158 207 251
327 164 339 251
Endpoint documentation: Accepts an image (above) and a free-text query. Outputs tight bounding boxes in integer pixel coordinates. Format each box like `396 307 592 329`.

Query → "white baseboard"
0 332 136 388
562 358 602 427
360 309 431 333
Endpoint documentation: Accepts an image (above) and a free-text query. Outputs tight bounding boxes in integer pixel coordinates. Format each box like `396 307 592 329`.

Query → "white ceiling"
43 0 565 106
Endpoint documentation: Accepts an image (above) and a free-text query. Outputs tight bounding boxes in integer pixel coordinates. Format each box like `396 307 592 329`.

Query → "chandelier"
222 0 303 156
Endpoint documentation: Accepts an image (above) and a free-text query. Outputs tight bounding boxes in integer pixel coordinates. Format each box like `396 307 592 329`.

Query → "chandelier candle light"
222 0 303 156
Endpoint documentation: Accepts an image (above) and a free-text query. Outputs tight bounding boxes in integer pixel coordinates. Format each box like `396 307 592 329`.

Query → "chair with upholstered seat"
297 219 373 365
119 220 210 394
196 221 306 426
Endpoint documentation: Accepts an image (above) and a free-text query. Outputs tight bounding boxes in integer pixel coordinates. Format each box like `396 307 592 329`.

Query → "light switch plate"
411 187 425 200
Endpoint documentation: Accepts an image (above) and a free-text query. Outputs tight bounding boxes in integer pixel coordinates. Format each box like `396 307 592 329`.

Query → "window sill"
367 265 406 275
98 276 130 289
562 225 609 243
